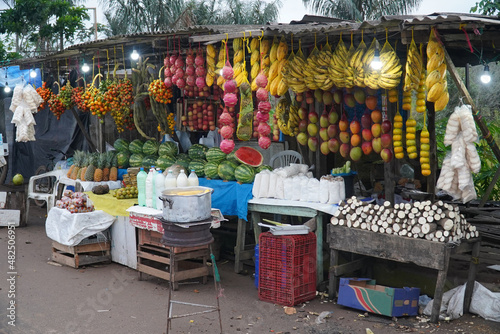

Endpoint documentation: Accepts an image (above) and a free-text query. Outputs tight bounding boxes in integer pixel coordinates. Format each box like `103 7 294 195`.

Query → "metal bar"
169 309 218 319
170 300 218 308
190 30 265 44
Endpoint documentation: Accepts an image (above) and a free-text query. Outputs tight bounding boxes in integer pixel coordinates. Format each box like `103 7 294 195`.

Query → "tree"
470 0 500 15
100 0 281 36
0 0 90 56
301 0 422 21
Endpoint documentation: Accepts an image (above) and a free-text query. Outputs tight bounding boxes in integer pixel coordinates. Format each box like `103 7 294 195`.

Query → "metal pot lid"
161 186 213 197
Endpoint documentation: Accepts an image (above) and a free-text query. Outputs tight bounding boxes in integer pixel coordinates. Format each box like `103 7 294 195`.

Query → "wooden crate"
137 229 210 290
51 241 111 268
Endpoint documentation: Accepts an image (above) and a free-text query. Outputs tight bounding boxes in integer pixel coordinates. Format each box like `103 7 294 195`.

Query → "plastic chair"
26 170 65 224
269 150 303 169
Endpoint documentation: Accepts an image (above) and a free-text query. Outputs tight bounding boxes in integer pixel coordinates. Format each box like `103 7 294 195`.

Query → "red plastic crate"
258 232 316 306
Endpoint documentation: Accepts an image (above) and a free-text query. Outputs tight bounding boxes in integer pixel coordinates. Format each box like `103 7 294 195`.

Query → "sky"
81 0 481 27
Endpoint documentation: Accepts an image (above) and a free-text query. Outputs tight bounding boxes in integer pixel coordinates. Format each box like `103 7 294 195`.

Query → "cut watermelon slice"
235 147 263 167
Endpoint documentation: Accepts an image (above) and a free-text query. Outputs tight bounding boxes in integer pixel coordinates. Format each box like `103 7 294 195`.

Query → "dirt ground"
0 205 499 334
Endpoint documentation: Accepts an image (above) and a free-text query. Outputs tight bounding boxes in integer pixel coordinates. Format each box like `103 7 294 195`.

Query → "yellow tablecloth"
85 192 137 217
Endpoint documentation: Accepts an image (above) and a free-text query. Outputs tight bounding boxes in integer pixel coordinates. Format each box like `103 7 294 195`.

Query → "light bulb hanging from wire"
480 64 491 84
82 63 90 73
131 49 140 60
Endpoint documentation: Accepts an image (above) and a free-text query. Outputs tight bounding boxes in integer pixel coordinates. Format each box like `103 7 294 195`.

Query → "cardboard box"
0 210 20 226
337 278 420 317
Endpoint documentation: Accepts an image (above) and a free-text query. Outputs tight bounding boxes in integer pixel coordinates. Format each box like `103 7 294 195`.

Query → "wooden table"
248 202 328 286
327 224 481 323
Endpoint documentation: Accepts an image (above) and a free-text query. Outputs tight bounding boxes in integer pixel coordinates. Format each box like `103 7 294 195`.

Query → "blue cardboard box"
337 278 420 317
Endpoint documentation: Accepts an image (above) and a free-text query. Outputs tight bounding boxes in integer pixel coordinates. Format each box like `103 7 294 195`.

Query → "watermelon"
226 151 239 164
156 155 176 170
255 165 273 173
116 151 130 168
159 141 179 157
218 160 239 181
129 153 145 167
235 164 255 183
177 153 190 161
176 158 190 171
143 140 160 156
114 138 130 152
204 162 220 179
235 146 263 167
188 144 209 160
189 159 207 177
206 147 227 164
142 155 158 168
129 139 144 154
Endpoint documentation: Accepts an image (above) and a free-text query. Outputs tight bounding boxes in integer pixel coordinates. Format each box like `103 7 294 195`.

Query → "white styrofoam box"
0 192 6 209
0 210 20 226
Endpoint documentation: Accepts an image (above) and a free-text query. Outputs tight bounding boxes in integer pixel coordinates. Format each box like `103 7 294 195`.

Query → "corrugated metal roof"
11 12 500 69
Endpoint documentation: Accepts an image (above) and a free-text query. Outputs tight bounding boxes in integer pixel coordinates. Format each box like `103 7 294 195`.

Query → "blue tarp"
0 66 42 89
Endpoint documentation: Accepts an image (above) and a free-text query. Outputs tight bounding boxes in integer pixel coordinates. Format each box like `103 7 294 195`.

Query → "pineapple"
84 153 98 181
94 153 106 182
79 153 89 181
102 151 113 181
109 153 118 181
70 151 83 180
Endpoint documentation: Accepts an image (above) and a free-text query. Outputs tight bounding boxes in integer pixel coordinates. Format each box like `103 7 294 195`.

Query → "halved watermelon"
234 147 263 167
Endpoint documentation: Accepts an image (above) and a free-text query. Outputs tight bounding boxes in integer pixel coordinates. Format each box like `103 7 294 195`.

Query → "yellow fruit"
427 79 447 102
422 169 431 176
421 130 430 138
394 121 403 128
420 151 429 157
406 118 417 127
434 90 449 111
407 146 417 153
416 99 426 106
250 38 259 51
425 69 441 89
421 137 430 144
417 92 426 99
421 163 431 170
402 96 412 103
406 133 416 140
395 152 405 159
250 50 260 65
394 146 404 153
389 96 398 103
427 53 443 72
394 114 403 122
406 127 416 133
393 134 402 141
406 139 416 146
416 106 426 113
206 45 216 58
393 128 403 135
408 152 418 159
438 62 447 79
421 143 430 151
402 103 411 110
420 157 430 164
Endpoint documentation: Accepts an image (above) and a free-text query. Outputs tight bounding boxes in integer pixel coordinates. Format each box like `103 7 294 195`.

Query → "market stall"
9 12 500 326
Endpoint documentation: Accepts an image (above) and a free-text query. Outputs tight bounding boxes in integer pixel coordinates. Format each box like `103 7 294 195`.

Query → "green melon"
159 141 179 157
188 144 209 160
235 146 263 167
129 139 144 155
129 153 145 167
218 160 239 181
116 151 130 169
204 162 220 179
255 165 273 173
177 153 190 161
234 164 255 183
114 138 130 152
226 151 239 164
206 147 227 164
189 159 207 177
142 155 158 168
142 140 160 156
156 155 176 170
176 158 190 171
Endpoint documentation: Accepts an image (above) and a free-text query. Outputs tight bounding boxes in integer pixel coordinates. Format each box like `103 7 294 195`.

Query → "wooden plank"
77 254 111 266
464 241 480 314
385 91 396 204
137 263 171 280
332 258 366 276
328 248 340 299
328 225 449 270
137 250 171 265
234 218 247 273
174 267 209 281
74 242 110 253
52 252 78 268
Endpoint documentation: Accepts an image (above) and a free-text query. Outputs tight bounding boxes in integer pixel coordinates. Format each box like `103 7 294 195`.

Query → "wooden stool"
51 240 111 268
136 229 210 290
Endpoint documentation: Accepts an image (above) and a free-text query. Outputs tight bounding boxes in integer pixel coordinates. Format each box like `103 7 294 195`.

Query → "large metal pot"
159 186 213 222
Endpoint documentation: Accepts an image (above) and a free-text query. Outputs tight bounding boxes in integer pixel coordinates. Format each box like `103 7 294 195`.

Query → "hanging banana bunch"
329 33 348 88
251 38 271 91
344 33 356 88
313 35 333 91
378 30 402 90
205 44 217 87
250 37 260 84
266 36 280 92
275 97 292 136
363 37 380 90
416 48 427 113
273 36 289 97
403 29 423 92
232 38 247 87
282 39 307 93
348 30 367 88
216 40 227 88
426 27 449 111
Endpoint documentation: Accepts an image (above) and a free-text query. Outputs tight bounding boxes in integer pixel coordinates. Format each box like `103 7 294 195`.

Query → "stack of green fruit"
112 186 138 199
331 161 351 175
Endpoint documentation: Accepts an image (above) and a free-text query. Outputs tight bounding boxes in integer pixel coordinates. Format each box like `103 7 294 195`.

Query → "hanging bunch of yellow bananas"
329 33 348 88
251 38 271 91
249 37 260 85
403 31 423 92
347 31 367 88
378 33 402 90
266 36 280 91
282 39 307 93
426 28 449 111
302 34 333 91
275 97 295 136
363 37 381 90
232 38 247 87
205 44 217 87
216 41 227 89
269 36 289 96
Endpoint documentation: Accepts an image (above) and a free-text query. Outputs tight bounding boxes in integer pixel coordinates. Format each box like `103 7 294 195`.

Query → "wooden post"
426 102 436 201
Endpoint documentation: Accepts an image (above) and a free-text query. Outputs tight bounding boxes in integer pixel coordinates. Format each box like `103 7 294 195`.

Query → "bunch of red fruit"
36 82 52 111
182 101 218 132
149 79 173 104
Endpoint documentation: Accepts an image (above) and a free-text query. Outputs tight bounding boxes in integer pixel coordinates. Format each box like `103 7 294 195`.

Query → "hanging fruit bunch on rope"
71 85 87 112
256 72 272 149
59 81 75 110
269 36 289 96
403 30 423 93
329 33 348 88
118 77 135 131
393 111 404 159
184 48 198 97
149 65 174 136
89 75 111 123
282 38 307 93
205 44 216 87
219 61 237 154
251 38 270 91
36 82 52 111
420 112 431 176
232 38 247 87
48 92 66 120
194 45 207 93
426 28 449 111
249 37 260 88
48 81 74 120
216 41 227 89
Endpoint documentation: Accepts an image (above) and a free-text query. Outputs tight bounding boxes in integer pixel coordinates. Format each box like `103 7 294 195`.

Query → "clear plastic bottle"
187 169 199 187
145 166 155 208
164 170 177 188
155 170 166 210
176 169 188 187
137 167 148 207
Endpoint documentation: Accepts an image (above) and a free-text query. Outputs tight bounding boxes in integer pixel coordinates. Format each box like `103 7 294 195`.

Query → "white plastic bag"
267 172 278 198
252 172 262 198
299 176 309 202
283 177 294 200
307 178 320 203
259 171 271 198
275 175 285 200
290 176 301 201
319 177 330 204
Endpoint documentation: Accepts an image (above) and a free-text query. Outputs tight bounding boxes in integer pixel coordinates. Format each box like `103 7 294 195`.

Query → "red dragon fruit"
258 136 271 149
257 122 271 137
222 63 234 80
164 77 173 88
256 87 268 102
223 93 238 107
220 125 234 139
220 139 235 154
224 80 237 93
196 77 206 89
195 54 204 67
255 111 269 123
256 73 268 88
219 112 233 126
195 66 206 77
175 57 185 68
185 65 195 76
258 101 272 113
